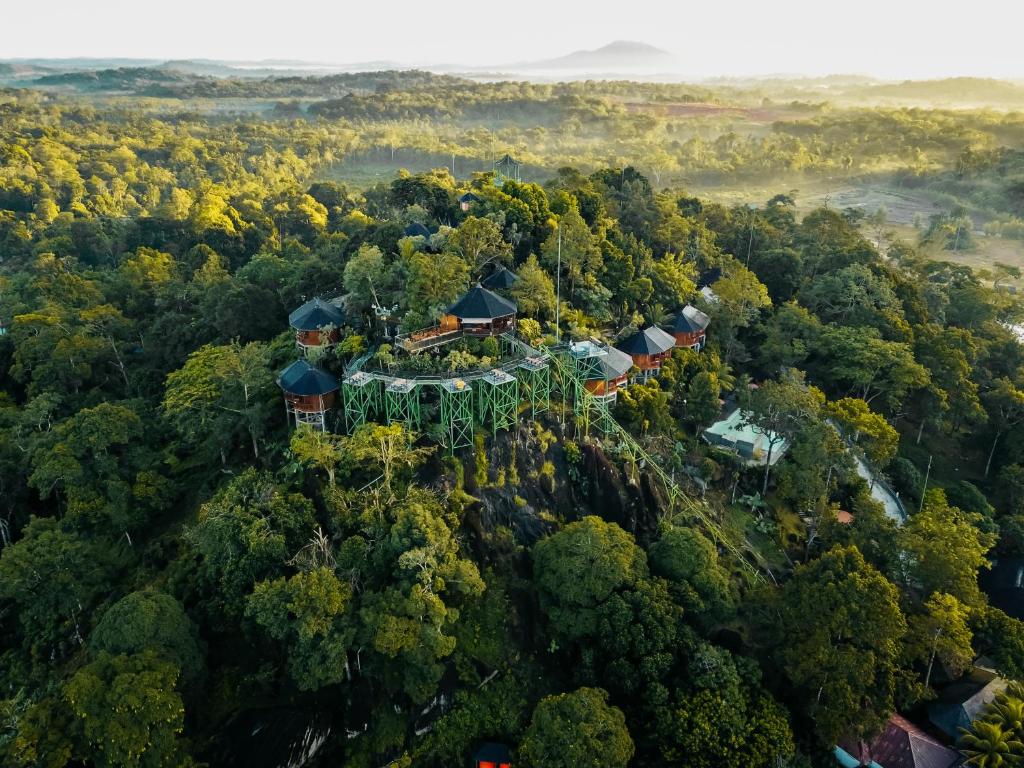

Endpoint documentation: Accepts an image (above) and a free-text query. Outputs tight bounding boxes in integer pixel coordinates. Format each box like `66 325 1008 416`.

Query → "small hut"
616 326 675 381
459 192 481 212
441 284 517 337
289 297 345 350
481 266 518 292
404 222 432 239
473 742 512 768
583 346 634 401
669 304 710 350
278 359 340 431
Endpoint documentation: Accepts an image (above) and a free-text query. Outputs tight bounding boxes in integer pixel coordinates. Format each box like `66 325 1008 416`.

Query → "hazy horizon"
4 0 1024 80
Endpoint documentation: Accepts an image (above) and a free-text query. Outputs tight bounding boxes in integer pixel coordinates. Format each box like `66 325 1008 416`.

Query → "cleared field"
796 184 947 225
885 222 1024 273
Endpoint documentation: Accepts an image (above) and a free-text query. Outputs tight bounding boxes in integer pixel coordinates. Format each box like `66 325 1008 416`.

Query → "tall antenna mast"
555 224 562 343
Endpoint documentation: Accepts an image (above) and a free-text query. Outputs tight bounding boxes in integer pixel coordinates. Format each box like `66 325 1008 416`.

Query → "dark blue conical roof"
482 266 518 290
277 360 339 396
288 297 345 331
447 284 516 319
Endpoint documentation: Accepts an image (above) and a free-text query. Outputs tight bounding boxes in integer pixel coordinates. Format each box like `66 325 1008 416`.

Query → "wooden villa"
398 284 517 352
278 359 340 431
459 191 481 212
583 346 634 402
616 325 675 381
289 297 345 351
442 284 517 337
669 304 710 350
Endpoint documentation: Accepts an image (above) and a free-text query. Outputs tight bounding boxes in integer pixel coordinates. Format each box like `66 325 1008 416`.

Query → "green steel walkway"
339 332 771 583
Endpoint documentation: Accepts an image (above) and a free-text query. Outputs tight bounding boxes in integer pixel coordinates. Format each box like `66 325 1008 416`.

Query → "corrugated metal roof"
616 325 676 355
671 304 710 333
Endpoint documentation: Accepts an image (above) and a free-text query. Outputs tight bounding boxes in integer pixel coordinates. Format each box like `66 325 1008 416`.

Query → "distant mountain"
508 41 679 73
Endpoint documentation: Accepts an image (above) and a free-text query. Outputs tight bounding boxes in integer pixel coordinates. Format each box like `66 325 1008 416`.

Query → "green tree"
290 423 345 486
520 688 634 768
447 216 512 276
246 566 354 690
813 326 929 413
686 371 721 431
91 591 205 689
339 422 434 495
533 516 647 642
757 301 822 373
825 397 899 468
343 243 393 313
185 469 316 620
899 489 996 606
162 340 273 462
541 204 600 303
65 651 189 768
905 592 974 688
983 378 1024 477
648 527 734 619
0 516 123 665
771 545 907 744
747 370 823 494
511 254 557 319
707 264 771 363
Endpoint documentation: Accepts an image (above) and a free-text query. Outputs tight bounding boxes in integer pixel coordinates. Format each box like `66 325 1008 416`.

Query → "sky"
3 0 1023 80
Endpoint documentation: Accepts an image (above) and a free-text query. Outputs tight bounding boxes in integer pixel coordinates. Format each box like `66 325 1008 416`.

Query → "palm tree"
988 693 1024 741
960 721 1024 767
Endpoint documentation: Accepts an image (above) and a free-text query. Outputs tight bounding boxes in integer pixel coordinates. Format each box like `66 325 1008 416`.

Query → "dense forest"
4 74 1024 767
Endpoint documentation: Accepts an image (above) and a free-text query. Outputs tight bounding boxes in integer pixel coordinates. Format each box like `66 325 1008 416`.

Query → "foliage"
519 687 634 768
770 545 906 744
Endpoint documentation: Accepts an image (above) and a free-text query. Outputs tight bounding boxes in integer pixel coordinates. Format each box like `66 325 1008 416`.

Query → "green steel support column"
518 357 551 418
475 374 488 423
384 378 421 430
440 379 474 453
342 372 379 433
499 333 516 358
568 342 609 437
479 369 519 436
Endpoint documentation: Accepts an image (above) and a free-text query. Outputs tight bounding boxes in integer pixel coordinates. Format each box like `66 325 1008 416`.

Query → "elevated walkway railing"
396 327 464 353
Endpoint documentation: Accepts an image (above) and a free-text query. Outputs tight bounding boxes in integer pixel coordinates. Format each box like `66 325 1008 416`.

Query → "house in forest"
834 714 962 768
616 325 675 381
289 297 345 351
668 304 710 350
928 666 1007 740
481 266 518 292
399 284 517 352
473 742 512 768
442 284 517 337
278 359 339 431
582 345 634 402
404 222 433 239
698 266 721 304
459 191 481 212
702 406 789 466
